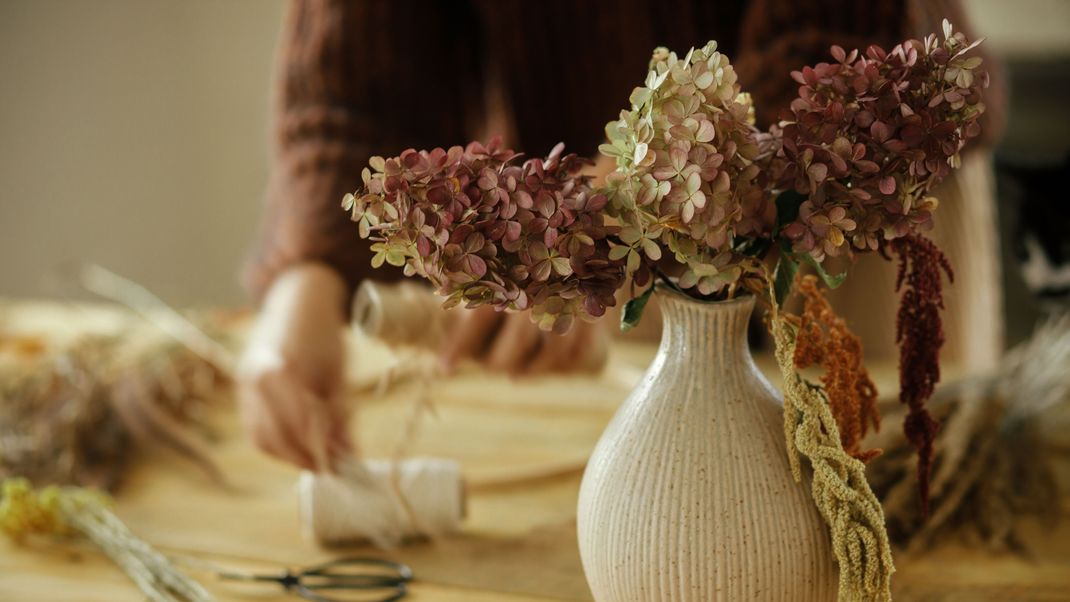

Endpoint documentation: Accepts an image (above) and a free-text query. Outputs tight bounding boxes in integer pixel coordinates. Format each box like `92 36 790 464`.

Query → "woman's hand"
238 263 352 471
439 307 609 376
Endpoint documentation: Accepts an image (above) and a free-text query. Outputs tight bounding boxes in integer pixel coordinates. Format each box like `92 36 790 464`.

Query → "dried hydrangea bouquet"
343 20 987 602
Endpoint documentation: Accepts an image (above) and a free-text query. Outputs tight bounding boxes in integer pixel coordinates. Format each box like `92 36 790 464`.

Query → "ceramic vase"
577 290 836 601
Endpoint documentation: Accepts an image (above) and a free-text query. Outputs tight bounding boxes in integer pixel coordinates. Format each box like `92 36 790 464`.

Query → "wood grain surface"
1 300 1067 601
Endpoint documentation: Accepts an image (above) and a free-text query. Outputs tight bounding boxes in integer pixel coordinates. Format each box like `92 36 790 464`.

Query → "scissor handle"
284 557 413 602
299 557 413 584
218 557 412 602
292 581 408 602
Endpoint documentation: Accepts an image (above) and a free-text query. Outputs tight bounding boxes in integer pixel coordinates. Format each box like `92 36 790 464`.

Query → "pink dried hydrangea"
343 22 986 335
343 138 625 333
600 41 775 296
769 20 988 261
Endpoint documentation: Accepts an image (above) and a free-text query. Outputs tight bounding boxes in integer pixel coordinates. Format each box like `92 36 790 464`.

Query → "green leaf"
774 189 806 234
800 253 847 289
733 236 771 258
771 189 849 295
621 285 655 332
773 255 799 306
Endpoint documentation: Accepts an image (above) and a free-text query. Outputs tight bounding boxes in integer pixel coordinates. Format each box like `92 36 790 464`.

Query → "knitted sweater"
244 0 1002 302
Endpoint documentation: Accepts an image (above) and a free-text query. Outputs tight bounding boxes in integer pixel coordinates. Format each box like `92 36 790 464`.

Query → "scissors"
216 557 413 602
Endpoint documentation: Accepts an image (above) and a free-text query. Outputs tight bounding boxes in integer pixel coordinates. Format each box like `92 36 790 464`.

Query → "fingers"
526 335 568 374
269 375 332 470
249 373 318 470
325 389 355 459
237 274 351 472
439 306 503 372
485 313 542 374
441 307 610 376
526 323 583 374
577 321 610 373
241 381 316 471
240 370 339 472
526 321 608 375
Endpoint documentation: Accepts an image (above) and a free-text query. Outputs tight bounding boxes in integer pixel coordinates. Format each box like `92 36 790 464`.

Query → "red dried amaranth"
892 234 953 518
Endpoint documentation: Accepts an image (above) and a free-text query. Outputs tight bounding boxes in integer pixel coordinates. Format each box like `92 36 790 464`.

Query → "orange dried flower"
792 275 881 462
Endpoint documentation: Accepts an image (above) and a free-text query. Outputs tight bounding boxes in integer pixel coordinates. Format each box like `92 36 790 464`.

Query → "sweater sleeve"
243 0 482 304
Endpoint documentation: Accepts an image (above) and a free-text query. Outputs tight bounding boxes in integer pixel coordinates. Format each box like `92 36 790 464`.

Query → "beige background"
0 0 286 306
0 0 1066 306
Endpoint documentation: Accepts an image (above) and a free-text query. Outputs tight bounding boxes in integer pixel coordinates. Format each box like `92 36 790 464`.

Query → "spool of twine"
352 279 609 373
297 457 465 548
352 281 445 348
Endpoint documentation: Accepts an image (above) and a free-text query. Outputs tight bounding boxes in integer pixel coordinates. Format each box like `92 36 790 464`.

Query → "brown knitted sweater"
244 0 1002 303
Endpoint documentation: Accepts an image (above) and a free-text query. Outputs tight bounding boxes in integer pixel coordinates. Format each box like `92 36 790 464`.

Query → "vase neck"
656 291 756 363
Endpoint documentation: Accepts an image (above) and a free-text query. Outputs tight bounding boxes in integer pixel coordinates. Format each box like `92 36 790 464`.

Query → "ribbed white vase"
577 290 836 601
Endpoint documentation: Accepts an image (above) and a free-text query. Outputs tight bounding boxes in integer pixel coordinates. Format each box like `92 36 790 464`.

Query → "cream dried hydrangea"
600 41 775 296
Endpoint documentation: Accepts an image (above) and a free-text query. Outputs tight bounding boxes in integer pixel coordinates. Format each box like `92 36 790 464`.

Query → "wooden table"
2 300 1069 601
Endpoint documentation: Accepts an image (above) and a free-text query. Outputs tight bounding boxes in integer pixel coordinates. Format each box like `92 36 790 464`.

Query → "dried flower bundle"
343 139 625 334
0 336 227 492
344 19 989 602
866 312 1070 552
758 22 982 521
1 478 214 602
348 23 984 308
